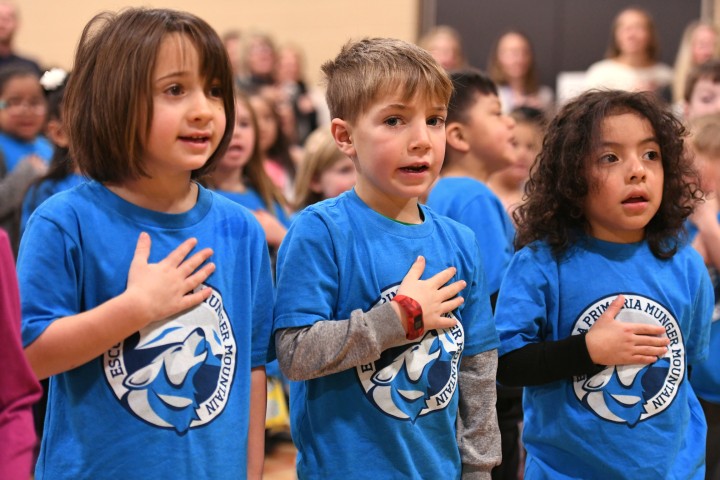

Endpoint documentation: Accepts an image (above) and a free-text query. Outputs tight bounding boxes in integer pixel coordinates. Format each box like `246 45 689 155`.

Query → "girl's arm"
457 350 501 479
246 366 266 480
25 233 215 379
275 257 465 381
497 295 669 387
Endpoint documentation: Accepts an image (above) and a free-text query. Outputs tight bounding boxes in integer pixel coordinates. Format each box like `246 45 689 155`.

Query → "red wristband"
393 294 424 340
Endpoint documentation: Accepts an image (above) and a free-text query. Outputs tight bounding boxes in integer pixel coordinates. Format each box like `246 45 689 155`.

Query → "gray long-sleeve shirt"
275 302 501 479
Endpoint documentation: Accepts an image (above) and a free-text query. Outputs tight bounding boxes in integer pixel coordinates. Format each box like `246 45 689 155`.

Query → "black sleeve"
497 333 606 387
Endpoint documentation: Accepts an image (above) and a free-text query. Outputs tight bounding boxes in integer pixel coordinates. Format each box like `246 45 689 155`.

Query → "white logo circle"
104 285 237 434
571 294 684 426
355 286 464 422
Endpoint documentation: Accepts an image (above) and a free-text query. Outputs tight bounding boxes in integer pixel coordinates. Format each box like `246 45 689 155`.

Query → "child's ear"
46 119 69 148
446 122 470 153
331 118 356 157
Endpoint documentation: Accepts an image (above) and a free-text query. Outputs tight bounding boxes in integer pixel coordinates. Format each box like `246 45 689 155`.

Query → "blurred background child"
0 63 50 253
488 106 546 219
686 113 720 480
292 127 355 212
21 69 83 234
684 59 720 121
247 91 299 202
417 24 467 71
205 90 290 253
487 30 554 115
670 20 720 108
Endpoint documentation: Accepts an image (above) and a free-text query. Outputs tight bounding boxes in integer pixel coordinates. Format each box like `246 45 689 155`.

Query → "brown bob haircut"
64 8 235 183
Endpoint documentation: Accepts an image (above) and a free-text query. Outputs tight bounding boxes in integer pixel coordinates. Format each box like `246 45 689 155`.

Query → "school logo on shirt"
356 286 464 423
571 293 684 427
103 284 236 435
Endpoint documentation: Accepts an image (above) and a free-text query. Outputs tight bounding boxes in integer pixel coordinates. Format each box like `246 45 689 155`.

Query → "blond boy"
273 38 501 479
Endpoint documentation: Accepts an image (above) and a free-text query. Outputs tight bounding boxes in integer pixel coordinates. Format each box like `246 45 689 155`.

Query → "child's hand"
22 154 49 175
125 232 215 327
395 256 465 332
585 295 669 366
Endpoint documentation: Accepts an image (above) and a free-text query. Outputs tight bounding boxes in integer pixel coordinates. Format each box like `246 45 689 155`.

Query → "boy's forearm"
247 367 266 480
274 302 406 381
457 349 501 480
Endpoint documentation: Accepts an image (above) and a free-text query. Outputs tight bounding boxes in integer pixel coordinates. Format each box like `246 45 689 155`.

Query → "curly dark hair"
514 89 701 259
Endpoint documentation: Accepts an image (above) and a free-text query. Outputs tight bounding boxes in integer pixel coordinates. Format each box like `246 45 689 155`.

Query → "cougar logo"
104 285 237 434
571 294 684 426
357 286 464 422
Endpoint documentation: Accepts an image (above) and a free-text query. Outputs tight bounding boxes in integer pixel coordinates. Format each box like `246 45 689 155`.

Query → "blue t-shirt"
427 176 515 296
685 218 720 403
214 187 288 379
20 173 86 233
215 187 291 227
18 181 274 479
494 237 712 479
0 132 53 172
274 189 499 480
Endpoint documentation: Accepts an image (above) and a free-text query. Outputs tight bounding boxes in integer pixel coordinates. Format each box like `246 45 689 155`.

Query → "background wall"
14 0 420 88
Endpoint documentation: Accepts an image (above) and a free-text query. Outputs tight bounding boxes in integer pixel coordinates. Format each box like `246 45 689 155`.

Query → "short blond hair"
321 37 452 124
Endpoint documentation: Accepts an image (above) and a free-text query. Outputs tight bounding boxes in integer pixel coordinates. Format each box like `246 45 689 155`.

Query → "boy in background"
426 68 521 480
426 69 517 307
686 113 720 479
273 38 501 479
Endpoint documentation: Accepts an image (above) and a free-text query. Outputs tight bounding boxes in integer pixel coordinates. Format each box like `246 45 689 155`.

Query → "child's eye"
166 85 183 96
384 117 401 127
209 85 223 98
643 150 660 161
599 153 618 164
427 116 446 127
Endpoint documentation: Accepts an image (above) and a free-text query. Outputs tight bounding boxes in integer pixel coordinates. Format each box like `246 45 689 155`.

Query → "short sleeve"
273 210 339 331
18 214 82 347
494 247 557 356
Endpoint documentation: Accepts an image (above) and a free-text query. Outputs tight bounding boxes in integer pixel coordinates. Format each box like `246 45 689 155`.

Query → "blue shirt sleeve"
273 209 339 331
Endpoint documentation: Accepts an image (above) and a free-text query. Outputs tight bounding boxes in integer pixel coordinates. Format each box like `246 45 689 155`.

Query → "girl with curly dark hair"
493 89 713 479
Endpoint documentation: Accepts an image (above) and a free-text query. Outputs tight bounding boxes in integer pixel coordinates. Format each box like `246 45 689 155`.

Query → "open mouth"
179 135 210 144
399 164 429 173
621 195 647 204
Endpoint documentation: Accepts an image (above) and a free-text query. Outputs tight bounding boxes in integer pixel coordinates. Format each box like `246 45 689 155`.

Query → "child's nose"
409 124 432 150
190 91 214 121
628 157 647 181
